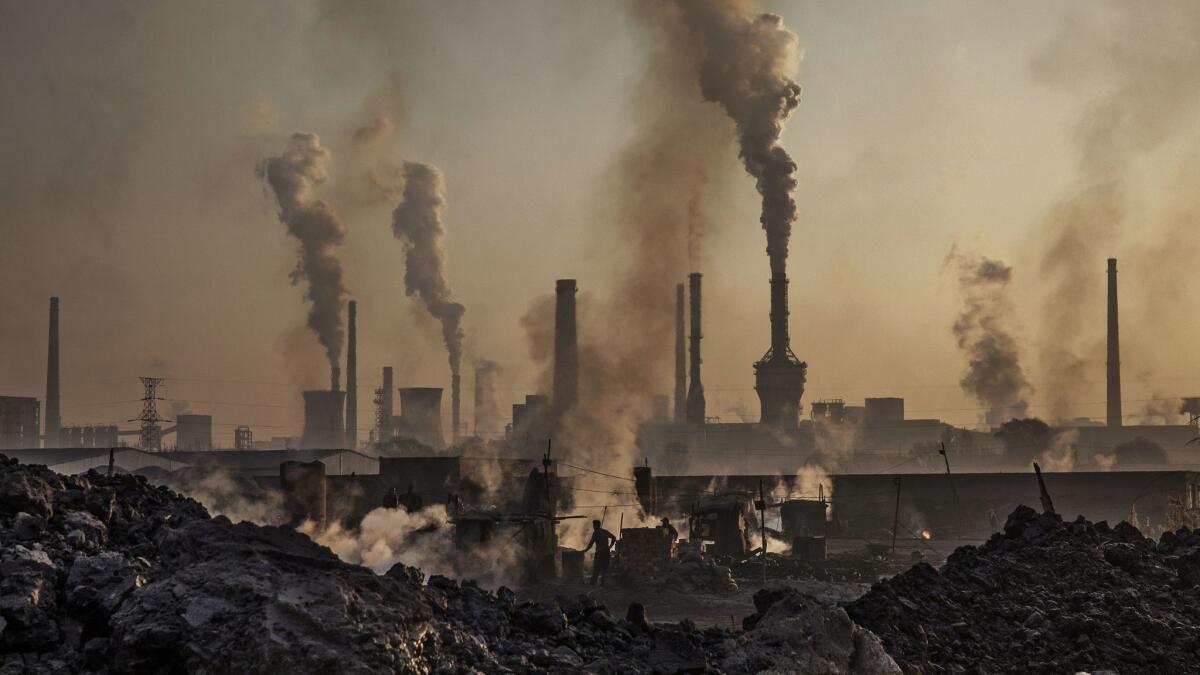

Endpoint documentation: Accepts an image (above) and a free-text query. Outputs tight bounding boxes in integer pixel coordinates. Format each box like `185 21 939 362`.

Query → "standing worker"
660 517 678 543
582 519 616 586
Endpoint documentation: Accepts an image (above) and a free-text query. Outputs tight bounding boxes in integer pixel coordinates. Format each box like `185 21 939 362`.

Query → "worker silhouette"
398 485 423 513
660 517 678 543
582 519 615 586
382 487 400 509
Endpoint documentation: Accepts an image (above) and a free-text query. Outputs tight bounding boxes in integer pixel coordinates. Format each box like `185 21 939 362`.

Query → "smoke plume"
259 133 349 390
1031 3 1200 418
390 162 465 378
671 0 802 275
473 359 502 438
948 250 1032 427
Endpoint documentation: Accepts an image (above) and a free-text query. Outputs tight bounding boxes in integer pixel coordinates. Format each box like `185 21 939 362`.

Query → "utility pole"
132 377 168 452
939 442 961 512
891 477 902 556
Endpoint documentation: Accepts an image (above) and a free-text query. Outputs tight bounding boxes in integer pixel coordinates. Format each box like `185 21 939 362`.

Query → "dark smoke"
948 250 1031 427
259 133 349 390
671 0 802 275
473 359 501 437
390 162 465 377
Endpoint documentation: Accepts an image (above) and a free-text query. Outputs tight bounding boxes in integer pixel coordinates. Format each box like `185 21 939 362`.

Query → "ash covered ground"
4 454 1200 674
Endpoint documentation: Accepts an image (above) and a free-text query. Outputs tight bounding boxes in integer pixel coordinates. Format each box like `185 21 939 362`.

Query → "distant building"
175 414 213 451
0 396 40 450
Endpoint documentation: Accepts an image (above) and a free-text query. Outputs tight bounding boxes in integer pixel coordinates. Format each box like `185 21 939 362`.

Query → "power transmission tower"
132 377 169 452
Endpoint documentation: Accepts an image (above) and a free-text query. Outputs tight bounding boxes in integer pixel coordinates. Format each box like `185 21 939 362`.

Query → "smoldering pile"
847 505 1200 674
0 456 902 673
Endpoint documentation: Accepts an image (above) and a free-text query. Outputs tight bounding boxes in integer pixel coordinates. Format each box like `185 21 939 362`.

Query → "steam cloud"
259 133 349 390
390 162 465 377
948 250 1032 427
671 0 802 275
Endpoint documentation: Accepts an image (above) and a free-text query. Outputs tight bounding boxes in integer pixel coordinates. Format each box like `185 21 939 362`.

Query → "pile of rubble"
0 455 898 673
848 505 1200 674
720 548 918 584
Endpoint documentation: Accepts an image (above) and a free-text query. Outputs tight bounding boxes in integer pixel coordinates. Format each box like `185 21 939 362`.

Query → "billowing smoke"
259 133 349 390
671 0 802 275
390 162 465 379
948 249 1032 426
1031 4 1200 418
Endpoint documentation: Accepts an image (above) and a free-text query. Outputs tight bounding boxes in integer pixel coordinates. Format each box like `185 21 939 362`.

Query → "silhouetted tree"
994 418 1053 465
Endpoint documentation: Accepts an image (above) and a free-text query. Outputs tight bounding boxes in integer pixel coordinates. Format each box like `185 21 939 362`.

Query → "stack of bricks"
617 527 676 577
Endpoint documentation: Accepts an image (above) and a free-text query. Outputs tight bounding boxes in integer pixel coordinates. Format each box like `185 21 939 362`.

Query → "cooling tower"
175 414 213 451
301 390 346 449
398 387 445 449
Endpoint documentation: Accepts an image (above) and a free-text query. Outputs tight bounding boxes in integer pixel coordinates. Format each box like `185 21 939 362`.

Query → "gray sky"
2 0 1198 444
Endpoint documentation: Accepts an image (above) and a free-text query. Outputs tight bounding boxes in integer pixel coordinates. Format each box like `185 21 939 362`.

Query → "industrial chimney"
754 272 807 429
45 297 61 448
674 283 686 422
452 373 461 445
1107 258 1122 429
346 300 357 449
552 279 579 427
686 273 706 425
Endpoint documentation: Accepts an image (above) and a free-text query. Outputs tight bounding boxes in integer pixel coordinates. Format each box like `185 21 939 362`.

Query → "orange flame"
920 529 932 540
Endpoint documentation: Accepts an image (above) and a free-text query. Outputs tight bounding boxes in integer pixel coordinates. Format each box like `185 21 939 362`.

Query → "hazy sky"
2 0 1198 445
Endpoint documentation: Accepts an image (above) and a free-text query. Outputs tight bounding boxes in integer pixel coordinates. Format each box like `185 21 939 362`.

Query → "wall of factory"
0 396 40 450
162 449 378 477
831 471 1200 539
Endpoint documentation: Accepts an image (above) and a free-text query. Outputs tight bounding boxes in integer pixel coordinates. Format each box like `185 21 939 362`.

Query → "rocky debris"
720 547 924 584
848 505 1200 674
0 455 899 673
657 551 739 594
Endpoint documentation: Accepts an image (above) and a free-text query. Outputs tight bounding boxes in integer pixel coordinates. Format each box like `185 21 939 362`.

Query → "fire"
920 529 933 540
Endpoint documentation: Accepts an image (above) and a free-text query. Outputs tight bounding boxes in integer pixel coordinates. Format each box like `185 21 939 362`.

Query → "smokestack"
346 300 357 448
379 367 394 442
686 273 706 425
1107 258 1122 428
473 367 482 437
452 373 461 445
674 283 686 422
45 297 60 448
755 272 807 428
553 279 579 426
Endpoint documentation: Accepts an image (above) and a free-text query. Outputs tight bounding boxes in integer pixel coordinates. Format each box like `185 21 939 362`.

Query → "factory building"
0 396 40 450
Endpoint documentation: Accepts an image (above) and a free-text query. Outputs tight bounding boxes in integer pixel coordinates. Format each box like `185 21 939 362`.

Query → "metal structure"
754 272 807 428
1107 258 1122 428
44 297 61 447
234 425 253 450
133 377 168 452
375 367 394 444
346 300 358 449
686 273 706 425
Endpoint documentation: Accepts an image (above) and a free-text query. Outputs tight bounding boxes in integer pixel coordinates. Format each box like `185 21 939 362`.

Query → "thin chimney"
674 283 686 422
379 366 394 442
45 297 61 448
553 279 579 427
452 373 462 445
345 300 357 448
1107 258 1122 428
686 273 706 425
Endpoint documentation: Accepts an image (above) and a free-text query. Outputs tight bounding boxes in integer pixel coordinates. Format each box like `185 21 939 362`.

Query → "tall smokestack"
674 283 686 422
45 297 60 448
1107 258 1122 429
755 272 807 428
345 300 357 448
686 273 706 425
452 373 461 445
553 279 579 427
